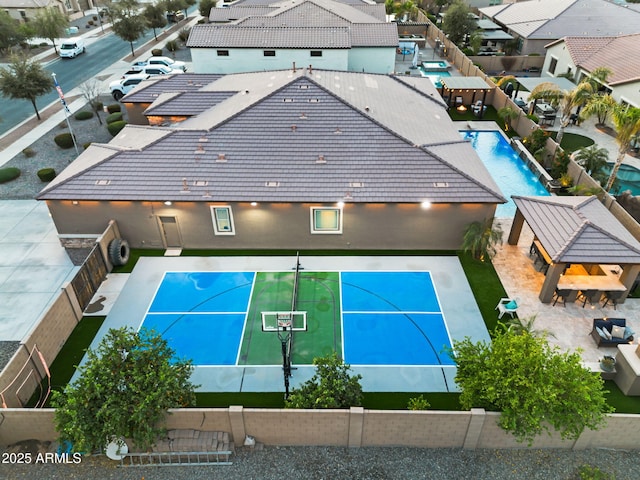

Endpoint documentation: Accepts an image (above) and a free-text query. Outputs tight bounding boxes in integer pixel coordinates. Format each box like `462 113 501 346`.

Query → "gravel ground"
1 445 640 479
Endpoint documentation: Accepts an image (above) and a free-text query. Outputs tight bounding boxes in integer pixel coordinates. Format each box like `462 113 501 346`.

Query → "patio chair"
471 100 483 116
496 297 519 319
552 288 571 307
455 96 463 107
602 290 625 310
577 289 601 308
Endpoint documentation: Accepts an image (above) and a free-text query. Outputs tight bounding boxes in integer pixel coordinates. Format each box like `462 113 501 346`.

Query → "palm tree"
601 105 640 192
497 106 520 132
573 145 609 186
462 218 503 262
579 93 617 126
528 81 594 145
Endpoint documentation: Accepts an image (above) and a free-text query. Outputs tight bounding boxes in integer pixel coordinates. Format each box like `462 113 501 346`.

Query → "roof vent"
364 106 370 112
433 182 449 188
193 180 209 187
349 182 364 188
334 127 342 134
299 85 309 89
217 153 227 162
291 125 297 132
194 144 205 154
203 191 212 198
308 98 319 103
265 181 280 187
95 180 111 186
283 98 294 103
299 112 307 119
199 135 208 143
181 178 190 192
316 155 326 164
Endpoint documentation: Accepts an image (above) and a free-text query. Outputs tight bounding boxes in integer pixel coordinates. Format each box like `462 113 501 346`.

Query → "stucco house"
186 0 399 74
543 34 640 108
479 0 640 56
1 0 93 23
37 69 505 253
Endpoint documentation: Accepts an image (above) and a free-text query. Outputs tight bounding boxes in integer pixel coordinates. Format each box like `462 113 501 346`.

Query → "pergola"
439 77 494 117
508 196 640 304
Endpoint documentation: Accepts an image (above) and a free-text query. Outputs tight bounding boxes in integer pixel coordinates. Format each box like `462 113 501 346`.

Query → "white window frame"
210 205 235 235
310 207 342 234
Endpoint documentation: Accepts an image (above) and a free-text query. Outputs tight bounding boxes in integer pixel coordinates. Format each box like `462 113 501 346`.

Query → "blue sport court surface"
83 256 490 393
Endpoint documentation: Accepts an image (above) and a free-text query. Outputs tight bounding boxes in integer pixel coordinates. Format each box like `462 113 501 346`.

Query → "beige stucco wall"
43 201 497 251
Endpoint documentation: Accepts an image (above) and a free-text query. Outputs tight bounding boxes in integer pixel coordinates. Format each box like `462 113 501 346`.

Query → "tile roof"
513 196 640 264
38 70 505 206
190 0 396 49
564 34 640 86
122 74 224 103
480 0 640 40
143 91 237 117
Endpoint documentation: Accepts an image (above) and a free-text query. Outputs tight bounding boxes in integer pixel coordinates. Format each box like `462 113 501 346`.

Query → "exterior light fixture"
164 201 172 206
421 201 432 209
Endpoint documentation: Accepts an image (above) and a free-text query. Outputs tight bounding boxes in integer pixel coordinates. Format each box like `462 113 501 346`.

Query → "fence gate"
70 244 108 311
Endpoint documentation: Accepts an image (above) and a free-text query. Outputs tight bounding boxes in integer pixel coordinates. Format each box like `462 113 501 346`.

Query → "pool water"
606 163 640 195
461 130 550 217
418 68 451 88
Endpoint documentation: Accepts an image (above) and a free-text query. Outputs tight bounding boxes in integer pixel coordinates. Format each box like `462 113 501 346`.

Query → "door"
158 216 182 248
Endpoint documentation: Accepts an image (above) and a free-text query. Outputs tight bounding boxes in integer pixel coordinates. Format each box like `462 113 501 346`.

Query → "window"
263 50 276 57
217 50 229 56
310 50 322 57
211 206 235 235
548 57 558 75
310 207 342 234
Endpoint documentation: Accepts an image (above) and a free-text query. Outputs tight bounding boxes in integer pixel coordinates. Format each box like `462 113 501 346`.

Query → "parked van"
59 38 85 58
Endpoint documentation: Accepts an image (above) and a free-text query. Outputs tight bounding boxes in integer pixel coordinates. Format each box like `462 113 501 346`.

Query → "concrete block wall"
0 409 57 445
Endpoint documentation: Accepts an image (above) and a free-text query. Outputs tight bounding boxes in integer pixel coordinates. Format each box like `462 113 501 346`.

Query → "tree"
497 106 519 132
580 93 616 126
143 3 168 41
461 217 503 262
52 327 196 453
573 145 609 186
199 0 217 20
31 7 69 55
441 0 476 46
452 327 613 445
111 0 148 57
0 55 52 120
79 79 105 125
579 103 640 192
528 81 594 145
285 352 363 409
0 10 28 54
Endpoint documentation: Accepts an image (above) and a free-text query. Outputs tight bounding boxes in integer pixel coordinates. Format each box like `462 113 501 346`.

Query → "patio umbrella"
411 45 419 68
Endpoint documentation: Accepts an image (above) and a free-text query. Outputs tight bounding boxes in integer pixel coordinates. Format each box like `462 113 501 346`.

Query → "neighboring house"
543 34 640 108
186 0 399 74
479 0 640 56
37 69 505 253
1 0 94 23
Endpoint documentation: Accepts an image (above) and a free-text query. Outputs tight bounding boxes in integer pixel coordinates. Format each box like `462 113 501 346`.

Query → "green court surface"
238 271 341 366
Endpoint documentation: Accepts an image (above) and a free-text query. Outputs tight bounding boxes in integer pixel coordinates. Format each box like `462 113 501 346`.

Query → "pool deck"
82 256 490 393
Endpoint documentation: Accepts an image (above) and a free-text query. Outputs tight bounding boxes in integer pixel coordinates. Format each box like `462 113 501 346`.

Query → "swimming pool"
418 68 450 88
461 130 550 217
606 163 640 195
421 60 450 71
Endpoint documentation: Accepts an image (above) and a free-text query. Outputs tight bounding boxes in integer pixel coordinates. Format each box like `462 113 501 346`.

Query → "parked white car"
130 56 187 72
121 65 184 79
109 74 150 101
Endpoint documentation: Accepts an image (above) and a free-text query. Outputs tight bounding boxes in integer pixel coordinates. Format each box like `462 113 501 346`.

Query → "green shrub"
151 48 163 56
88 20 94 26
83 142 92 149
92 15 98 21
577 465 615 480
54 132 76 149
22 147 36 158
106 104 121 114
165 40 179 54
177 27 191 42
37 168 56 182
0 167 21 183
107 120 127 137
407 395 431 410
106 112 123 124
75 110 94 120
526 113 539 124
39 42 48 47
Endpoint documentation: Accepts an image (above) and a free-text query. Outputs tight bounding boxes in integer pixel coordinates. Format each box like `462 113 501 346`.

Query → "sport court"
82 256 490 393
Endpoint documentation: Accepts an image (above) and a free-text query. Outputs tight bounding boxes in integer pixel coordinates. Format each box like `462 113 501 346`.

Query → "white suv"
109 74 150 101
131 56 187 72
121 65 184 79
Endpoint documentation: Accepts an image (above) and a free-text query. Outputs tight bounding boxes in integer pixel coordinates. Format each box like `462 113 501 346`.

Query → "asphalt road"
0 5 199 136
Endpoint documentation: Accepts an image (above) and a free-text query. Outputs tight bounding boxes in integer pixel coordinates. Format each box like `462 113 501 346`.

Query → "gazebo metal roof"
440 77 494 91
514 76 577 92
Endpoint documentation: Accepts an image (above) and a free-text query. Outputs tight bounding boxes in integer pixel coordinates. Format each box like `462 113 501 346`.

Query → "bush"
22 147 36 157
106 104 121 114
177 27 191 42
95 101 104 112
54 132 76 149
75 110 94 120
0 167 21 183
165 40 179 54
92 15 98 21
107 120 127 137
83 142 92 149
106 112 123 124
151 48 163 56
88 20 94 26
37 168 56 182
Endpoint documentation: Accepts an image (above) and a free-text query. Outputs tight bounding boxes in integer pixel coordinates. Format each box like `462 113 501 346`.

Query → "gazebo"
508 196 640 304
439 77 494 117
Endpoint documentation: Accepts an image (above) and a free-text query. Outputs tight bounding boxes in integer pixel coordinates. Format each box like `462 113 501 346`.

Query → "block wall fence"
3 407 640 451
